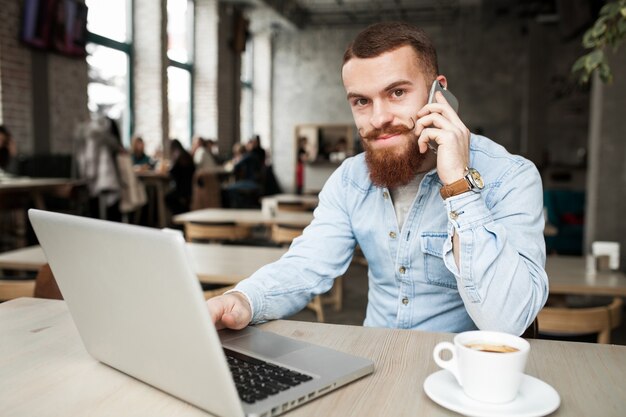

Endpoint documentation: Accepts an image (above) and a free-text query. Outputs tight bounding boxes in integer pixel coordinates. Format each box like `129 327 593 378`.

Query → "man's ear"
436 75 448 89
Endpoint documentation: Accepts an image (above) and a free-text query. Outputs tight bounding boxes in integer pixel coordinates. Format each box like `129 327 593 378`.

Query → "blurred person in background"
0 125 18 174
130 136 155 171
165 139 195 215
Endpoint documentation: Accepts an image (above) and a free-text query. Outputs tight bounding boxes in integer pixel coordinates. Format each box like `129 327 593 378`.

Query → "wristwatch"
440 167 484 199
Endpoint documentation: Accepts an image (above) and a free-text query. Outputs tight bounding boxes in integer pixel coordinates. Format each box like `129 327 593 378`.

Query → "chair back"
276 202 312 212
191 169 222 210
184 222 251 243
538 297 622 343
33 264 63 300
270 224 304 245
0 279 35 301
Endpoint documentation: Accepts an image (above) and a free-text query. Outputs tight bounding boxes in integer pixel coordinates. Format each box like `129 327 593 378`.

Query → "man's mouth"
376 133 401 141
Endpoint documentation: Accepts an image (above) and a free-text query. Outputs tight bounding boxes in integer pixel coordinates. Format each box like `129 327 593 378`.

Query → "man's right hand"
206 292 253 330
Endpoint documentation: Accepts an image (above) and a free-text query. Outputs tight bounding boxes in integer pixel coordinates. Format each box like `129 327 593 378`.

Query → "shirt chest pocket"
420 232 457 289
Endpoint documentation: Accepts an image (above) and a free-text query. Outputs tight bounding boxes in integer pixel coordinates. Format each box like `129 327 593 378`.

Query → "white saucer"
423 370 560 417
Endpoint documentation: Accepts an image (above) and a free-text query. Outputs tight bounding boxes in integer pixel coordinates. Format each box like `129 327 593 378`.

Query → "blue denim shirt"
235 134 548 335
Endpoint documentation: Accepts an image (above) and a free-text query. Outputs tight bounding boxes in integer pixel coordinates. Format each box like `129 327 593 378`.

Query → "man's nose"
370 101 394 129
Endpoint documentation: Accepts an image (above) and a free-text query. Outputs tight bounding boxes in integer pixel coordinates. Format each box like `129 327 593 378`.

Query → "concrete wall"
585 47 626 269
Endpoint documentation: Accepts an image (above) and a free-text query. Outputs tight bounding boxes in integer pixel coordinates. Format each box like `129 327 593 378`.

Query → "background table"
0 245 47 272
546 255 626 297
1 298 625 417
0 244 287 286
173 208 314 228
187 243 286 284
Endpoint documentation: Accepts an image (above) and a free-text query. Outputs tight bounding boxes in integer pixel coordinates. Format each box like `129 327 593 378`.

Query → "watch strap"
440 177 471 199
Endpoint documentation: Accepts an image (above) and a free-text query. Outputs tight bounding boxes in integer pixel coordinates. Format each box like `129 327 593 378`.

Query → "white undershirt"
389 174 425 231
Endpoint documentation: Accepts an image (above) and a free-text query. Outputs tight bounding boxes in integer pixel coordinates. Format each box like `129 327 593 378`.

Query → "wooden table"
546 255 626 297
0 245 47 272
188 243 286 284
0 177 84 210
0 244 286 285
173 208 314 228
261 194 319 211
1 298 625 417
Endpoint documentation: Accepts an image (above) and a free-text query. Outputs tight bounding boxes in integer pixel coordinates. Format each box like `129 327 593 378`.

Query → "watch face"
468 168 484 189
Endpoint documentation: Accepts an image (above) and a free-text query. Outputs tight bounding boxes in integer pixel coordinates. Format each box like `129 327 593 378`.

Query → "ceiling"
256 0 559 28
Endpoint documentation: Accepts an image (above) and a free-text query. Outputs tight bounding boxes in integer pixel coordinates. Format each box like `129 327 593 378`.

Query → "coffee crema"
464 343 519 353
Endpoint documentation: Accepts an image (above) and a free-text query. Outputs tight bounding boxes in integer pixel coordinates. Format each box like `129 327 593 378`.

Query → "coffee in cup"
433 330 530 403
464 342 519 353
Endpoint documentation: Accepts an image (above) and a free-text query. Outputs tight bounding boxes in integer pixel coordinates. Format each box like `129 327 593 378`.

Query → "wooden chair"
0 263 63 302
0 279 35 301
276 201 312 212
184 222 252 243
270 224 343 322
538 297 623 344
33 264 63 300
191 170 222 210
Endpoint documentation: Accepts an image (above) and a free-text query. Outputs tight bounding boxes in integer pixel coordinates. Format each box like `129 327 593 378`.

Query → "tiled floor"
287 262 626 346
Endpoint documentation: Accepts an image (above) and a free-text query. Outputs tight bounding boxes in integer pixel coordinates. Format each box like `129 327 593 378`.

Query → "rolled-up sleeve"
442 160 548 335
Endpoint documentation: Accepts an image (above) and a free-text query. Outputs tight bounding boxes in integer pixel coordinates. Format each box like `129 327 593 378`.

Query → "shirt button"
383 191 389 199
389 231 397 239
402 297 409 305
450 211 459 220
399 266 406 274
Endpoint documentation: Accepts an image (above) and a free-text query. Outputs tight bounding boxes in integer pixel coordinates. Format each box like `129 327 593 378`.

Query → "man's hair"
343 22 439 81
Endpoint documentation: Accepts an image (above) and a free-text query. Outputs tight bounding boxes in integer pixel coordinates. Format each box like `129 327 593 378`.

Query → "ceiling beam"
259 0 310 28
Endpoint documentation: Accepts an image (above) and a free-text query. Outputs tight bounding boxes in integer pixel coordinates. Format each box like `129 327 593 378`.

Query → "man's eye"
354 98 368 106
392 89 404 98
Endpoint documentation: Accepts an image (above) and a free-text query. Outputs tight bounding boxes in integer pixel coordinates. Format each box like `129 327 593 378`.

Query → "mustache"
359 117 416 141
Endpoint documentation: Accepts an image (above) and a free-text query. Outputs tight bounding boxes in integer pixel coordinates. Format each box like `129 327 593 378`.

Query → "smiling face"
342 45 434 187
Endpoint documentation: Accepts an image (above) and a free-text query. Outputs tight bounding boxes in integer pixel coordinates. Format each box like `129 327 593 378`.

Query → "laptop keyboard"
224 348 314 404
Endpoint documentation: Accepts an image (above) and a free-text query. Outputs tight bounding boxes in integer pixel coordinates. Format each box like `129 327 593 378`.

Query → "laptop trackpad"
224 330 307 359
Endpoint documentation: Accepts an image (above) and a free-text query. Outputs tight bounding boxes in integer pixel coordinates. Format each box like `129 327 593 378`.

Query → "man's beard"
361 122 427 188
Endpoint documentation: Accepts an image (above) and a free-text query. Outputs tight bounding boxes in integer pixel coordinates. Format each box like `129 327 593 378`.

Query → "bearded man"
207 22 548 335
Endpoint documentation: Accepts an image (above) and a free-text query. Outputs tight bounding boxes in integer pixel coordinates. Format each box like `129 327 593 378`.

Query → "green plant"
572 0 626 84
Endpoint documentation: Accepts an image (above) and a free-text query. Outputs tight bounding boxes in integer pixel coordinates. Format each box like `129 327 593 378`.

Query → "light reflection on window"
167 0 192 63
168 67 191 147
86 44 130 145
85 0 128 42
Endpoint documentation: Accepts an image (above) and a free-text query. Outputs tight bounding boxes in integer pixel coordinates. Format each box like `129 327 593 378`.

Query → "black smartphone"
426 81 459 153
428 80 459 112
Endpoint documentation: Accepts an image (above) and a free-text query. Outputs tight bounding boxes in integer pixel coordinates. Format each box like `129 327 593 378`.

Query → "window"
167 0 194 148
167 66 191 145
85 0 132 146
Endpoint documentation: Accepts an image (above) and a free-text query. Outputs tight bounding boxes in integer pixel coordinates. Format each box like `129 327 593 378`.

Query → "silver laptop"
29 209 374 417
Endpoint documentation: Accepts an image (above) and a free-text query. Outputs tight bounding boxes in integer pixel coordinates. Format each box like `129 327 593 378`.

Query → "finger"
415 112 458 133
416 92 462 125
221 311 249 330
416 127 457 153
207 298 227 328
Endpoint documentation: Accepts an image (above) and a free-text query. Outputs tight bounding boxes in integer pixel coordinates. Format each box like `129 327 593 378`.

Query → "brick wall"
48 55 89 154
0 0 88 157
193 0 219 141
134 0 169 157
0 0 34 154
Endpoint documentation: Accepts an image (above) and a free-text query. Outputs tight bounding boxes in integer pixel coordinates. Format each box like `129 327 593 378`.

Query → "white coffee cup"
433 330 530 404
